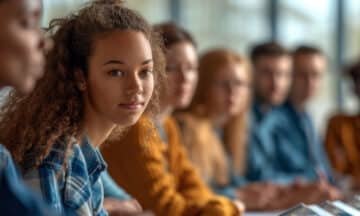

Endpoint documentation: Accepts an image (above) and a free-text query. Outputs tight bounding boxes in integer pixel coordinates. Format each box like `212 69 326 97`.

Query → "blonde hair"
179 48 251 185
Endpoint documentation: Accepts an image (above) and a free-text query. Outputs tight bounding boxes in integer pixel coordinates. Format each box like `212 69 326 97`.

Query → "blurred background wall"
41 0 360 135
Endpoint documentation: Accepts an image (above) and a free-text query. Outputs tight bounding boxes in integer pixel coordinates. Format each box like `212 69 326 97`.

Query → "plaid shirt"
23 138 108 216
0 144 55 215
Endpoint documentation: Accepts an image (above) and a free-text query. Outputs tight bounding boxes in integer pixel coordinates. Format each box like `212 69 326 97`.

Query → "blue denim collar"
252 100 273 125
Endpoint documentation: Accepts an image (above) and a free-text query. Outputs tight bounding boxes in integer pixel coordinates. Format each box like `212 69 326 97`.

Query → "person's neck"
83 107 116 148
254 95 272 113
210 112 228 128
256 101 272 115
289 93 306 112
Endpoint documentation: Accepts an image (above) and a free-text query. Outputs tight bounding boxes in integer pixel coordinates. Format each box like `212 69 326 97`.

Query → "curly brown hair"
0 0 165 171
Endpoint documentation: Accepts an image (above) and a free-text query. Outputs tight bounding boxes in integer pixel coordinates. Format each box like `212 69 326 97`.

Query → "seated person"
176 48 250 198
0 1 163 215
101 22 243 216
325 59 360 190
0 0 54 215
259 45 333 183
245 42 293 183
177 47 339 211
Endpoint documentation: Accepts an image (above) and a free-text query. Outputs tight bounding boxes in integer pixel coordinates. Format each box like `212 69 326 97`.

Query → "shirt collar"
284 100 309 120
42 139 68 173
252 100 273 124
80 137 107 183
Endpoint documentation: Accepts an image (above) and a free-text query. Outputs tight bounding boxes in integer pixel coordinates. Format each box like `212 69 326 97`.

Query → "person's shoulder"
326 113 359 131
328 113 357 123
263 106 290 127
0 144 11 156
270 103 291 116
175 112 209 128
0 144 14 171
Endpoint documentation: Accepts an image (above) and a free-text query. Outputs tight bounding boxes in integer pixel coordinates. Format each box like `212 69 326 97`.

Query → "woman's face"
0 0 45 94
208 63 250 118
84 30 154 128
165 41 198 109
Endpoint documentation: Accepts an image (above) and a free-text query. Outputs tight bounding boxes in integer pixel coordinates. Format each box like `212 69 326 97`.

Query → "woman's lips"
118 102 144 110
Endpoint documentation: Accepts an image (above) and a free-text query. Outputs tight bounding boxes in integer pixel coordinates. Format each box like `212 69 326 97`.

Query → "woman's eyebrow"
103 60 125 66
142 59 153 65
103 59 153 66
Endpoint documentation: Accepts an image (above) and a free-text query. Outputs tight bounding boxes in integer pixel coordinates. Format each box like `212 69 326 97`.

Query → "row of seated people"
103 24 358 212
1 0 359 215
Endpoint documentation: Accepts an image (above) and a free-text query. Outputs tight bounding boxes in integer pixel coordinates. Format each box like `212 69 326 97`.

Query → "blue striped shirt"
23 137 108 215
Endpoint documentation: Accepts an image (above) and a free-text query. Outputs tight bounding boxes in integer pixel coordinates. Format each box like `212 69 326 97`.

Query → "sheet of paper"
245 211 283 216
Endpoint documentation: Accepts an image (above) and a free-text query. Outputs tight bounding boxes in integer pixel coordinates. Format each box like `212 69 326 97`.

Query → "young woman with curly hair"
102 22 243 216
0 0 165 215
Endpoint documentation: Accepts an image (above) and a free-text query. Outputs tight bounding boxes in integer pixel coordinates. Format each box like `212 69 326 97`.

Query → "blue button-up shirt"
246 101 332 184
0 144 55 215
246 102 278 182
266 101 332 182
23 137 108 215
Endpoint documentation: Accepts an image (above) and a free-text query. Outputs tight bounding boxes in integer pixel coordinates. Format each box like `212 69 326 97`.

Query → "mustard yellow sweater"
325 114 360 179
101 117 240 216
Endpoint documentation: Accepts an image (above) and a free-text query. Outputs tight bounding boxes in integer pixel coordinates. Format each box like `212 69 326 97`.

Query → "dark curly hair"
0 0 165 171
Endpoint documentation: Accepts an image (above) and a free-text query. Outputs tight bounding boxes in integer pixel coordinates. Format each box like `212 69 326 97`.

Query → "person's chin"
270 96 286 106
115 114 142 128
175 99 191 109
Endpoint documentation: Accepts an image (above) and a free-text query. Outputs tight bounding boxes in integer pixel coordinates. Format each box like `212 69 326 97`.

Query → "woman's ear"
75 69 87 91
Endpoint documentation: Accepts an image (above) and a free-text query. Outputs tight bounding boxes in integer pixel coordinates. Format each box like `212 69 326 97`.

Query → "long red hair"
181 48 251 184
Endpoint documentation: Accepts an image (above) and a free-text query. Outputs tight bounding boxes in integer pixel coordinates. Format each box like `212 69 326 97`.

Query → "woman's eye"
19 18 37 29
140 69 154 77
19 19 31 28
108 70 125 77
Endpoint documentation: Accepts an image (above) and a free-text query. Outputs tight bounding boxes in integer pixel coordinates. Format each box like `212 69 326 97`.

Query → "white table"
245 212 282 216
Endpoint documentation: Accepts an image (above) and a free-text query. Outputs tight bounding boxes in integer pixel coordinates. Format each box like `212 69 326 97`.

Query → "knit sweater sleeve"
324 115 349 174
102 117 241 216
165 117 241 216
174 138 240 216
103 117 202 216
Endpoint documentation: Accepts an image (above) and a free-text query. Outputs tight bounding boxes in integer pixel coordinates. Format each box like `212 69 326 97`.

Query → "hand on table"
236 182 282 211
104 198 153 216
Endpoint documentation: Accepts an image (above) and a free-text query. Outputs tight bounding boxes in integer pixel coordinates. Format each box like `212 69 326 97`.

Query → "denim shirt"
266 101 333 182
246 101 332 184
23 137 108 216
246 102 277 182
0 144 55 215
